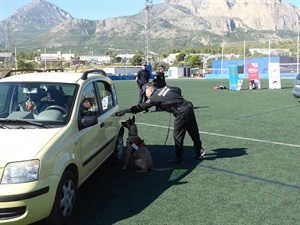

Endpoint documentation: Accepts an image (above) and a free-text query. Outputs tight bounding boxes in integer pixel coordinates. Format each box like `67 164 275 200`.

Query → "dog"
121 115 173 172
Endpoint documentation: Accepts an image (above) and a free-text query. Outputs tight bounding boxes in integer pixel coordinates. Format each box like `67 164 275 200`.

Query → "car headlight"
1 160 40 184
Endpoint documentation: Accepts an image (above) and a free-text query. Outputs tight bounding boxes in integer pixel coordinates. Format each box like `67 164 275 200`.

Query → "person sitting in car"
80 98 94 117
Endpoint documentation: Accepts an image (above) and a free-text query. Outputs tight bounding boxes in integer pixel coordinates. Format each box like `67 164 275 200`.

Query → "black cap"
142 82 154 93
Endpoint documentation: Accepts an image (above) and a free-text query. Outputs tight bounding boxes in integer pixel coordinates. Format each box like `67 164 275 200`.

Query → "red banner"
247 63 260 81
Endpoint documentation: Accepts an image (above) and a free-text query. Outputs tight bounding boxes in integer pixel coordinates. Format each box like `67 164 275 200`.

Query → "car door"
78 82 107 179
93 80 119 157
78 80 119 180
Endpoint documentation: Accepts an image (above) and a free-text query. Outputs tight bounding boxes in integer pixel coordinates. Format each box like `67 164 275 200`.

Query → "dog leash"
157 112 172 151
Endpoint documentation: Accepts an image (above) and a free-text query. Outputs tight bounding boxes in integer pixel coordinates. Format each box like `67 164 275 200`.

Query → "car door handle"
100 122 105 128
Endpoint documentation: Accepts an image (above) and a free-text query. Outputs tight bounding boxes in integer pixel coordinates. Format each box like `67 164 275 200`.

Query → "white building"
79 55 110 64
103 66 141 75
167 67 191 78
249 48 291 56
36 51 75 62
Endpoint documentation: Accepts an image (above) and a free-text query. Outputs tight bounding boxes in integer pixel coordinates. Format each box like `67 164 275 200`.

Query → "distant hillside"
0 0 299 54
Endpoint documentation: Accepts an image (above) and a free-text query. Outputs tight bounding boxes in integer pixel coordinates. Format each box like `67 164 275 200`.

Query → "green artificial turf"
67 78 300 225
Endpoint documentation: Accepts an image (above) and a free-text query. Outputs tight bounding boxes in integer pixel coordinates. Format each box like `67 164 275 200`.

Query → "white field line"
136 122 300 148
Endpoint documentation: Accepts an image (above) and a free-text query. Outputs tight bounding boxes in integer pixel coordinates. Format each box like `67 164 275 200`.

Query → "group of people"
116 62 206 164
135 63 167 112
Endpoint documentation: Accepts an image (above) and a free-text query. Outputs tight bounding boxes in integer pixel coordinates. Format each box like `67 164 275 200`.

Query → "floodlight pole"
221 42 224 78
268 39 271 64
297 20 299 74
44 48 47 70
145 0 153 65
14 47 17 70
243 40 246 78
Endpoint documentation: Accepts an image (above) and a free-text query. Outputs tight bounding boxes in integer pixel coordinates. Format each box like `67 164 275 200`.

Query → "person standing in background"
153 65 167 111
136 62 150 112
153 65 166 89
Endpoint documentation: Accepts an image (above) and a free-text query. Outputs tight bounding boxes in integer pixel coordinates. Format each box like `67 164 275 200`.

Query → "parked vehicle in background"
0 69 124 225
293 73 300 98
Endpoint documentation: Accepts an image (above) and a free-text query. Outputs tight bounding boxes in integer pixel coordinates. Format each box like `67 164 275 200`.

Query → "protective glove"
115 109 127 117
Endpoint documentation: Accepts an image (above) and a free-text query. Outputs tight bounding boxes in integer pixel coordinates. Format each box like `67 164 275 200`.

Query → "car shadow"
66 145 201 225
32 146 247 225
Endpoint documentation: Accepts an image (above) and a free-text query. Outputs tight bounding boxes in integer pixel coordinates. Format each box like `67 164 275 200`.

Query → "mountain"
0 0 299 54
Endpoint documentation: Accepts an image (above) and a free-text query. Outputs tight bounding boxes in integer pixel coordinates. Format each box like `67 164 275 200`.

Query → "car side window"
0 85 10 115
80 83 99 117
95 81 114 112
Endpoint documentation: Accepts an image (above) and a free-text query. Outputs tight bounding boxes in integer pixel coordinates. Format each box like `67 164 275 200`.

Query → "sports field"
69 78 300 225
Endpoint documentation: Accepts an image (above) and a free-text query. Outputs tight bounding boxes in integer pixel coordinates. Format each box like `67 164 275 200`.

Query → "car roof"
0 70 111 84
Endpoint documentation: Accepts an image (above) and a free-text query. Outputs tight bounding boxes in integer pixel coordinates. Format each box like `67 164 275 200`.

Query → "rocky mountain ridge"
0 0 299 54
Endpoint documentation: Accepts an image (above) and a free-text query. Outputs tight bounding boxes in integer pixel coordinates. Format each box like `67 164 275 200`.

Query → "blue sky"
0 0 299 21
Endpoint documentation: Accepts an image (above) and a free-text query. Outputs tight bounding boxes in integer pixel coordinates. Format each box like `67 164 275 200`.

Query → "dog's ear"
132 115 135 122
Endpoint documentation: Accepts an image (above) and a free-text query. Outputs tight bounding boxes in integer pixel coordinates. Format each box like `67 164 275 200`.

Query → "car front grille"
0 206 26 220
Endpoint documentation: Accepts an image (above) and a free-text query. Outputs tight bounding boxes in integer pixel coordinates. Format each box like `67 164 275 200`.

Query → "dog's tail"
150 167 174 172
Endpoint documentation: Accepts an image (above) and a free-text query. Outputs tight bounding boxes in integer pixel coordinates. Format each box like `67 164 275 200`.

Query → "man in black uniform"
153 65 167 111
136 63 151 112
153 65 166 88
116 83 206 164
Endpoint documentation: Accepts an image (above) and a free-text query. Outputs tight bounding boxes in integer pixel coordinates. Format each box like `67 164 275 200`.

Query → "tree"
129 51 144 66
105 50 117 63
17 59 36 70
175 52 186 62
185 55 201 67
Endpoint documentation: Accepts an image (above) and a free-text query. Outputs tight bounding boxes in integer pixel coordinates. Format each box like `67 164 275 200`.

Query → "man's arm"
115 108 131 116
116 99 154 117
135 76 140 86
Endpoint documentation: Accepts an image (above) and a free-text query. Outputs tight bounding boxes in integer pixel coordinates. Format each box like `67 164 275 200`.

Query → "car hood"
0 128 62 167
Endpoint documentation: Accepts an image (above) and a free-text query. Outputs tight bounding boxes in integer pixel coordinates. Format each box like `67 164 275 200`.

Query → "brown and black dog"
121 115 173 172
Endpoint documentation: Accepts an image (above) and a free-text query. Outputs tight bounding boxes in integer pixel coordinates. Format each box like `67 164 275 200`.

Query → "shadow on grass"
64 145 200 225
204 147 248 160
32 146 247 225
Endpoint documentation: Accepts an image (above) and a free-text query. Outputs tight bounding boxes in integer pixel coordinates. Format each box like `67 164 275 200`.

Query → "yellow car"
0 69 124 225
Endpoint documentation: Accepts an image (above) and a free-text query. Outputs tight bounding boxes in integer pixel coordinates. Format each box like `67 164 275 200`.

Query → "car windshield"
0 82 76 128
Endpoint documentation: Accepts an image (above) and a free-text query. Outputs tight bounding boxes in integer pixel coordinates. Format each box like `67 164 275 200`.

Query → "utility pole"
44 48 47 69
297 19 299 74
4 20 11 52
14 47 17 70
145 0 153 65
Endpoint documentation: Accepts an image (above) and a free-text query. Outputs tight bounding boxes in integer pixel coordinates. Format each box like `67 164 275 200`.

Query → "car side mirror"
81 116 98 128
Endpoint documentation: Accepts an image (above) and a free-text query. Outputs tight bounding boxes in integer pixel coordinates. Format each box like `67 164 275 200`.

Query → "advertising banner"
247 63 260 81
228 63 239 90
268 63 281 89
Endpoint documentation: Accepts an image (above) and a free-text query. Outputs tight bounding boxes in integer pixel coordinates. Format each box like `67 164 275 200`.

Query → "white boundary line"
136 122 300 148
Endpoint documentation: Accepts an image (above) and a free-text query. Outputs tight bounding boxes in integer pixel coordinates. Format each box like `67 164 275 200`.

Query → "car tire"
45 170 77 225
110 128 124 164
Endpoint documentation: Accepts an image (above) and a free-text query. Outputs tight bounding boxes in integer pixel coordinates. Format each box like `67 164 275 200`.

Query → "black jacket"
136 69 150 88
131 86 185 114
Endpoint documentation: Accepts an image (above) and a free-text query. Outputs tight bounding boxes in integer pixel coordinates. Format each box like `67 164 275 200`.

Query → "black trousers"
173 102 202 156
138 86 148 104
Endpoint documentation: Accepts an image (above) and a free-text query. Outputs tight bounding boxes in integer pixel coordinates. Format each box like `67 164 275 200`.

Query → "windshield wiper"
0 124 11 129
0 119 51 128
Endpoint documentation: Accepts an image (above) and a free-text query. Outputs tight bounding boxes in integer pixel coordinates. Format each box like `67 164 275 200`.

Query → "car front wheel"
45 170 77 225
